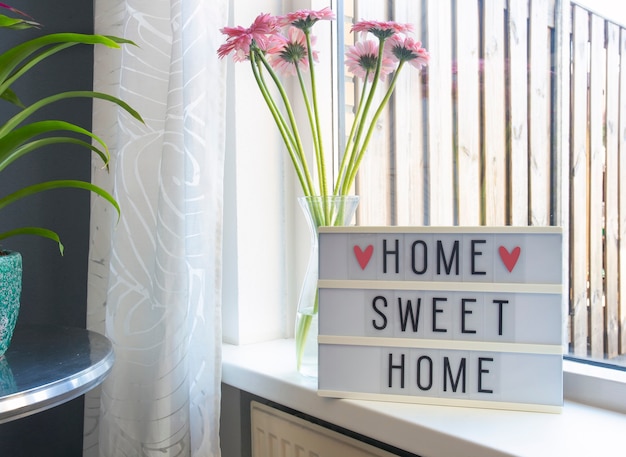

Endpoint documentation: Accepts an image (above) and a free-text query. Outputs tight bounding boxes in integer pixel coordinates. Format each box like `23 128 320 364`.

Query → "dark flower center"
281 42 307 63
359 54 378 72
392 45 417 62
369 28 395 40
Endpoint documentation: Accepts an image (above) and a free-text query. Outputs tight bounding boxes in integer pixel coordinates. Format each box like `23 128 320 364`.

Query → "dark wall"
0 1 95 455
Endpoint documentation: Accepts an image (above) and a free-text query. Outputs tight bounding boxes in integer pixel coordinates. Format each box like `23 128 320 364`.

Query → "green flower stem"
294 64 323 196
254 60 301 158
304 30 329 201
340 38 388 195
250 54 299 150
334 75 370 196
295 196 356 371
342 60 406 194
256 51 307 158
253 52 301 154
295 65 319 154
250 51 314 196
295 300 314 370
255 50 318 197
256 62 298 151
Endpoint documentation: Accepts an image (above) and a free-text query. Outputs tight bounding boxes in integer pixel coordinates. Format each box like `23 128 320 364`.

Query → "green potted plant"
0 3 142 355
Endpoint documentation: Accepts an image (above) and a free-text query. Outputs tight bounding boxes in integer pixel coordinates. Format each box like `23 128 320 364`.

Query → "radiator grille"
250 401 400 457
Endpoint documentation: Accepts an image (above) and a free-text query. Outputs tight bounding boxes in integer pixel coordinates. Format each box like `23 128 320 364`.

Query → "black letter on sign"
461 298 477 334
388 353 405 389
411 240 427 275
416 356 433 391
478 357 494 394
371 296 388 330
383 238 400 274
443 357 467 393
432 297 448 333
437 240 459 276
471 239 487 275
398 297 421 332
493 299 509 336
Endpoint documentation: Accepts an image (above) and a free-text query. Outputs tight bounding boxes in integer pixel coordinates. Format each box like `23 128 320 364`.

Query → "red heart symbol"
499 246 521 272
354 245 374 270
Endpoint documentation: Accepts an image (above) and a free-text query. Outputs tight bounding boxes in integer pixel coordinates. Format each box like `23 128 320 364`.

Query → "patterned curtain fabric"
84 0 227 455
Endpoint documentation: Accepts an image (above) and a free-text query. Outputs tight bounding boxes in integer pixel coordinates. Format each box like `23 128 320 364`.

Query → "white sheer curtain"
84 0 227 455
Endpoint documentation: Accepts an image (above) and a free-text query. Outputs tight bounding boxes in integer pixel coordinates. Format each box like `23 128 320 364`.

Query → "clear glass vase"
295 195 359 376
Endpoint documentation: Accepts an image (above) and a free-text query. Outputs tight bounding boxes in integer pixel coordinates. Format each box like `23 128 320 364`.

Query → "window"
339 0 626 411
222 0 626 413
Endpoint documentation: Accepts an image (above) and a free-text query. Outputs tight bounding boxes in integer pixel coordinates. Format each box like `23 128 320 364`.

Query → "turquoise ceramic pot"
0 251 22 357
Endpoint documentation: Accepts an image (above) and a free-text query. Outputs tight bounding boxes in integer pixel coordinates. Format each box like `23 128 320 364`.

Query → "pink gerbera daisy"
386 35 430 70
351 20 413 40
218 13 281 61
269 27 319 76
345 40 395 82
279 7 335 30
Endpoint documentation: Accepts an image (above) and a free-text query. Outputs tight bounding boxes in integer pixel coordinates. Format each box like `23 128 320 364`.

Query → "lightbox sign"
317 227 563 413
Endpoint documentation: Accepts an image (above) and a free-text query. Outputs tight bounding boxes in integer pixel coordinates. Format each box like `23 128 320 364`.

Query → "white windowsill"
222 339 626 457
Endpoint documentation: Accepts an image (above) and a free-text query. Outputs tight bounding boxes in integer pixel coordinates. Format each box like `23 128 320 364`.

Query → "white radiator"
250 401 400 457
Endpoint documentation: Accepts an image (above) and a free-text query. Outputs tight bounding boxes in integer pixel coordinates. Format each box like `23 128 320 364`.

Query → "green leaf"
0 120 111 171
0 227 64 254
0 14 39 30
0 91 144 138
0 180 121 220
0 87 23 107
0 32 139 252
0 34 135 95
0 136 109 174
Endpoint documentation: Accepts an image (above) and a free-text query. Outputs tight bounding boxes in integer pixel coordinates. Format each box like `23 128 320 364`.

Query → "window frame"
221 0 626 415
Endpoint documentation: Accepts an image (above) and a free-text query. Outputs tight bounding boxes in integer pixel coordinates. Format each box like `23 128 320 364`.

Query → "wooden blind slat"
567 5 589 356
604 23 620 358
589 13 606 359
426 0 455 225
553 0 571 352
482 0 507 225
620 29 626 355
528 0 551 226
393 0 426 226
456 0 482 226
508 0 530 226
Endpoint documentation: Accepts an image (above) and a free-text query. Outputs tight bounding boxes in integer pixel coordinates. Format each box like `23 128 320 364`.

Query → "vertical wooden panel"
353 0 391 225
569 5 589 357
528 0 551 226
426 0 455 225
553 0 571 352
588 13 606 359
605 22 620 358
393 0 427 226
508 0 530 226
456 0 482 225
620 29 626 355
483 0 507 225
